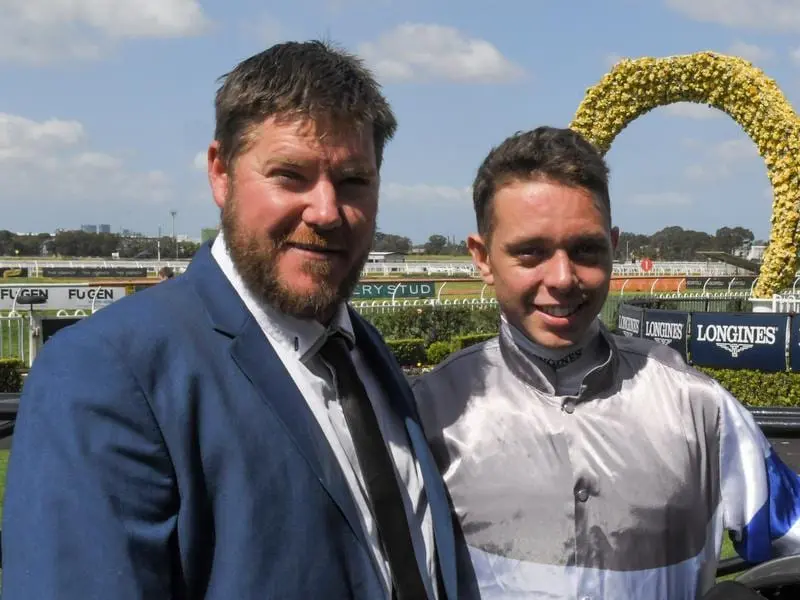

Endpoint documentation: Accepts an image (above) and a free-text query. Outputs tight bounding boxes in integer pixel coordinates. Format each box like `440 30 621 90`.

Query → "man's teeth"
539 304 581 317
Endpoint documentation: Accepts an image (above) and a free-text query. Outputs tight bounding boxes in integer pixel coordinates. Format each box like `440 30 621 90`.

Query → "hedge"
365 307 499 344
386 338 427 367
451 333 497 351
0 358 24 393
697 367 800 407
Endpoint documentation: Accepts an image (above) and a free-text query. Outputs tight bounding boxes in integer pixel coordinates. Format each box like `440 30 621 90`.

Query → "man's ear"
208 141 229 210
468 233 494 285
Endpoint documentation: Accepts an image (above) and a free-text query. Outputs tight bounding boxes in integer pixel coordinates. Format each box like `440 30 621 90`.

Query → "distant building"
747 245 766 262
201 227 219 244
81 224 98 234
367 251 406 264
98 224 111 234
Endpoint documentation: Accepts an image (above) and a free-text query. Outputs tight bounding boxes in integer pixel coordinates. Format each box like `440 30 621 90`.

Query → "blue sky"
2 0 799 243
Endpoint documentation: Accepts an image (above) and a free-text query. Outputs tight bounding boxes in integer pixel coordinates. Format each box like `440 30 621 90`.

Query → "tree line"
409 226 761 261
1 225 760 261
0 230 200 259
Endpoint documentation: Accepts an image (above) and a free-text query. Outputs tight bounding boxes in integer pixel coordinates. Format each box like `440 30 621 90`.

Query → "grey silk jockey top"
412 318 800 600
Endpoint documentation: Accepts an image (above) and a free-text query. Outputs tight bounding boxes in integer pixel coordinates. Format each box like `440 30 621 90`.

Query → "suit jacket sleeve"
2 327 178 599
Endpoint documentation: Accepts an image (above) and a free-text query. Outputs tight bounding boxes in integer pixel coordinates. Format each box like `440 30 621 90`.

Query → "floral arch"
569 51 799 298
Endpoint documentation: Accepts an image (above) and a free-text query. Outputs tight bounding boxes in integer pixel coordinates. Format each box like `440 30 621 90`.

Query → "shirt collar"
211 232 354 363
499 313 619 401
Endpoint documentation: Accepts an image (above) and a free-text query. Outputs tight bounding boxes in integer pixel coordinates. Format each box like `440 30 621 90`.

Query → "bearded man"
2 41 478 600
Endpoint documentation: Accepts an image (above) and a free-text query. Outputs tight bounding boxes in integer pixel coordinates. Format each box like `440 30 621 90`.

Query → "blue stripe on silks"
734 449 800 563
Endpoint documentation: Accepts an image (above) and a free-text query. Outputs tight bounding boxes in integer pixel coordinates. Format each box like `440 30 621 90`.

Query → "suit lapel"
185 245 370 556
350 310 459 600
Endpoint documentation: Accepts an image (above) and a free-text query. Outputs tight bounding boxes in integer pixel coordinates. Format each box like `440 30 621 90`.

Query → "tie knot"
318 330 353 365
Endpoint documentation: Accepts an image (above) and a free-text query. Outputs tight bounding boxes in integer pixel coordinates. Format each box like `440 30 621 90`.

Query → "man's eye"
274 170 303 181
572 244 607 262
517 249 549 263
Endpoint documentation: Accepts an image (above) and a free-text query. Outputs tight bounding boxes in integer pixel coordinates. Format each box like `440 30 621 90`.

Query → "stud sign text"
0 285 128 310
353 281 435 299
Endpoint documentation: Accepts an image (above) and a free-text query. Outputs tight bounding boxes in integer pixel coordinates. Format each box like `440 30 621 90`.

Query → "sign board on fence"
353 281 435 299
643 309 689 362
0 267 28 278
791 315 800 373
684 277 756 291
616 304 644 337
0 285 127 311
41 267 148 278
690 312 788 372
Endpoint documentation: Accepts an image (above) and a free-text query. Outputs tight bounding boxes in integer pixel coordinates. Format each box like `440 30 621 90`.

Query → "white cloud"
381 182 472 204
628 192 692 207
665 0 800 32
726 41 773 63
685 138 760 181
0 0 209 64
359 24 526 83
789 47 800 65
0 112 172 208
663 102 722 120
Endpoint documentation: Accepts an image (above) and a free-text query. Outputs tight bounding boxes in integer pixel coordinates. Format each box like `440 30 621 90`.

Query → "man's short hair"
472 126 611 239
213 40 397 171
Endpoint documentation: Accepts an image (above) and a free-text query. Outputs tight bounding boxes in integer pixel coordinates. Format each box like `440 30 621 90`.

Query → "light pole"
170 210 177 259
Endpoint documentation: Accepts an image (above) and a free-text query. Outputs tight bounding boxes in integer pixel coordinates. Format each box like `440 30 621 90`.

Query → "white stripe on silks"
718 386 772 527
467 507 726 600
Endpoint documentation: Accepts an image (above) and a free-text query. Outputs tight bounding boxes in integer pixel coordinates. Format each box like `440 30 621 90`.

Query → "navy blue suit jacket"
2 244 478 599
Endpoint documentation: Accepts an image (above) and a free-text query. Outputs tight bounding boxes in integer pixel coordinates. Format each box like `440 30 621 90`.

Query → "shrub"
386 338 426 367
426 341 453 365
697 367 800 407
451 333 497 352
364 307 500 344
0 358 24 393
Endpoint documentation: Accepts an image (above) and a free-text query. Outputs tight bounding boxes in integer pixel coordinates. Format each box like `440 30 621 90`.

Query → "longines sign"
0 285 127 310
616 304 643 337
643 309 689 362
690 312 788 371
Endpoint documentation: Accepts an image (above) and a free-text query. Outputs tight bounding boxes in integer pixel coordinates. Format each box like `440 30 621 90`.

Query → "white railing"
769 294 800 313
350 298 499 314
0 315 25 362
1 259 778 279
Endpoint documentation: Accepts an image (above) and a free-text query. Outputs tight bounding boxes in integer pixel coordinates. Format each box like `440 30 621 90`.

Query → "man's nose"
303 180 343 230
542 250 576 290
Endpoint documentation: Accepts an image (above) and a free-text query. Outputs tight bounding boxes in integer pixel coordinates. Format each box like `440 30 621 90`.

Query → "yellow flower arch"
569 51 799 298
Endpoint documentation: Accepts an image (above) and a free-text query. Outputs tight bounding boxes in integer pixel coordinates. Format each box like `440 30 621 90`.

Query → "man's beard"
221 195 369 322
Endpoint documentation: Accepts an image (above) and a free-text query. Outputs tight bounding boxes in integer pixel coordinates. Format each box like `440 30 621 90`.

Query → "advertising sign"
690 312 788 372
616 304 644 338
643 309 689 362
353 281 435 299
0 285 127 311
791 315 800 373
0 267 28 278
684 277 756 292
41 267 148 278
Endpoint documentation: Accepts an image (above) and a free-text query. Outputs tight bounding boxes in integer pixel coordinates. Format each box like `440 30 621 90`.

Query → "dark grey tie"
318 333 430 600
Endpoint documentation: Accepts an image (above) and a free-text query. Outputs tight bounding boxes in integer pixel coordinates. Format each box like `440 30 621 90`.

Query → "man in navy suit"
2 41 477 600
